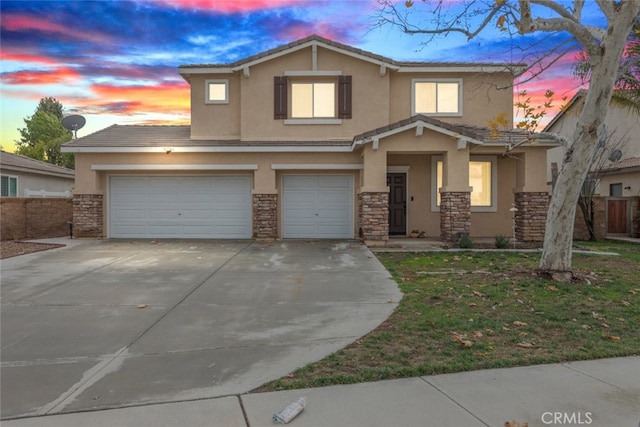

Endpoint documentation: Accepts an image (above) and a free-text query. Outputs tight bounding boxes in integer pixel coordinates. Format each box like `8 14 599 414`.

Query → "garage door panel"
282 175 353 239
110 176 251 239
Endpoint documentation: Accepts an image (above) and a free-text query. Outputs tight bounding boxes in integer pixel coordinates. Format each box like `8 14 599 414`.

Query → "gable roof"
0 151 75 179
543 89 586 132
61 125 353 153
62 117 556 155
352 115 559 148
179 34 526 78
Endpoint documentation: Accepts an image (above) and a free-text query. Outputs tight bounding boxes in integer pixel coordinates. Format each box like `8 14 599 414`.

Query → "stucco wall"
1 198 73 241
3 172 74 196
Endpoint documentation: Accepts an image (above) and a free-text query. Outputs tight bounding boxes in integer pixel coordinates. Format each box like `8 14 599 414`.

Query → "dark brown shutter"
274 76 287 119
338 75 352 119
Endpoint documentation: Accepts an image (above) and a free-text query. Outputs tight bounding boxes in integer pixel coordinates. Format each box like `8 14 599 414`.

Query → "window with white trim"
205 79 229 104
432 156 496 211
413 79 462 115
1 175 17 197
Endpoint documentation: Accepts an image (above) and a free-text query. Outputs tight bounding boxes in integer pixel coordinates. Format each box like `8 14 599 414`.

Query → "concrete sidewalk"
5 356 638 427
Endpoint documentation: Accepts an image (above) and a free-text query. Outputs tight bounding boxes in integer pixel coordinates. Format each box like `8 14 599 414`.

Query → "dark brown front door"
607 199 628 234
387 173 406 235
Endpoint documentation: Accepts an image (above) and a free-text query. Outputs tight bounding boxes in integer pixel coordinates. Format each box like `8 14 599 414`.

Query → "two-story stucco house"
63 35 556 245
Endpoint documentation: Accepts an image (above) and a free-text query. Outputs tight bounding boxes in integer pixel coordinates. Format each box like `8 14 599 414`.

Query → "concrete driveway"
0 239 400 420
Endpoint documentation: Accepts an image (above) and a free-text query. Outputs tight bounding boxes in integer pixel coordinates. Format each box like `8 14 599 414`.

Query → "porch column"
439 149 471 243
359 145 389 246
253 163 277 240
514 150 550 242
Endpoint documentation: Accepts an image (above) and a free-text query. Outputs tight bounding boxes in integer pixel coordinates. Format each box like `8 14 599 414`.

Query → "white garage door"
110 176 251 238
282 175 353 238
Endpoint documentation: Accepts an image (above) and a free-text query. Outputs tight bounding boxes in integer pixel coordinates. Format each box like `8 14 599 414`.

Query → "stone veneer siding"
359 192 388 243
514 192 549 242
253 193 277 239
73 194 104 237
440 192 471 243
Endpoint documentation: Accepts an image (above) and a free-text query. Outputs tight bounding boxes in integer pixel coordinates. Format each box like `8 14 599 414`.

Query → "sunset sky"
0 0 605 152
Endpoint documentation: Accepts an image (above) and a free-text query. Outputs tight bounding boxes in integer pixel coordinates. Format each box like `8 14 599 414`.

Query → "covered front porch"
354 116 553 247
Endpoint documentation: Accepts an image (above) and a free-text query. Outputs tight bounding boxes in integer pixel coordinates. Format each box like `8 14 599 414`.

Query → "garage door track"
0 239 400 420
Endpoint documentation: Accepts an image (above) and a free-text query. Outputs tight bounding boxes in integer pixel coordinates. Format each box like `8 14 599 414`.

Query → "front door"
607 198 628 234
387 173 406 235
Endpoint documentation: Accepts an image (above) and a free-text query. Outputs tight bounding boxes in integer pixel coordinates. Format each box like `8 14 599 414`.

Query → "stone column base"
73 194 104 237
253 193 277 240
440 191 471 243
514 192 549 242
359 192 389 245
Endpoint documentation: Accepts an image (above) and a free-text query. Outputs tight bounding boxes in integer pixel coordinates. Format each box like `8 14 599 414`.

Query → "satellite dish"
608 149 622 162
62 115 86 139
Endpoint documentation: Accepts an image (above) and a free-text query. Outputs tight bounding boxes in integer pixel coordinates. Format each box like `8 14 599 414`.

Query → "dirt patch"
0 241 65 259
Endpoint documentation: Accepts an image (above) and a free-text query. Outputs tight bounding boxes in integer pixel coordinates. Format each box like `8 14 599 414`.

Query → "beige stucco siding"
8 172 74 196
237 46 390 141
190 74 241 139
388 72 514 127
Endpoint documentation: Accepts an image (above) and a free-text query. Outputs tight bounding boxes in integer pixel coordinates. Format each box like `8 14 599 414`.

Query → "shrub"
495 234 510 249
458 233 474 249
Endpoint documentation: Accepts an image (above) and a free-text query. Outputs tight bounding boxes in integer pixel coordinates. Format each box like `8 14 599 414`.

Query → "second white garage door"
282 175 353 238
110 176 251 238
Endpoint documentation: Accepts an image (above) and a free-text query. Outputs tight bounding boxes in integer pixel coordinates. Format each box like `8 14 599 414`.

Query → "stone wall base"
440 192 471 243
73 194 104 237
359 192 388 243
253 193 277 240
515 192 549 242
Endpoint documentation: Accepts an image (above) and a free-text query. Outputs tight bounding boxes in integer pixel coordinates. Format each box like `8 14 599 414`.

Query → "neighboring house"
63 35 556 244
545 90 640 236
0 151 74 197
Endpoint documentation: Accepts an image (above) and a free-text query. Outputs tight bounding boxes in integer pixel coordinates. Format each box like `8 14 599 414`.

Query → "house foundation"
359 192 389 245
72 194 103 237
440 191 471 243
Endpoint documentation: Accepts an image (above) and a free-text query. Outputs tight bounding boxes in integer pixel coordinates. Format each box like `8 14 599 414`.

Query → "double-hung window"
412 79 462 116
1 175 17 197
432 156 496 211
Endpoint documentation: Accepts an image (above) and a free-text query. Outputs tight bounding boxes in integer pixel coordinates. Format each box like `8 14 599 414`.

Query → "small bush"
495 234 510 249
458 233 474 249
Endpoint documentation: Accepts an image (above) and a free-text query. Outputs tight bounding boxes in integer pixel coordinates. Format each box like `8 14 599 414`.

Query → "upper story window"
432 155 496 212
291 82 335 118
205 79 229 104
412 79 462 116
1 175 17 197
275 75 351 122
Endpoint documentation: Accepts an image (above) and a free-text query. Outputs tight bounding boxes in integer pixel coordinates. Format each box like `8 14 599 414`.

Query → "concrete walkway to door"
0 239 401 420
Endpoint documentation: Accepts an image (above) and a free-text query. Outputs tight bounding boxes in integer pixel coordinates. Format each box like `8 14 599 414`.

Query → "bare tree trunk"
539 6 638 273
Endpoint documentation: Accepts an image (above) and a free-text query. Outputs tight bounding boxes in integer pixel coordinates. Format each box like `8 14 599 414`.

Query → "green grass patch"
256 241 640 392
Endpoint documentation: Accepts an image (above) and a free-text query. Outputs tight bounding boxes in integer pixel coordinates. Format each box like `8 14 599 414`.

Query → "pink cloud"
0 51 58 65
153 0 299 13
1 13 110 44
88 82 190 115
2 67 81 85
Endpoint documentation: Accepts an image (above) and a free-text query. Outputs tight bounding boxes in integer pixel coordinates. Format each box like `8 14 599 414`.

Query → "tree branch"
595 0 614 18
530 0 576 21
